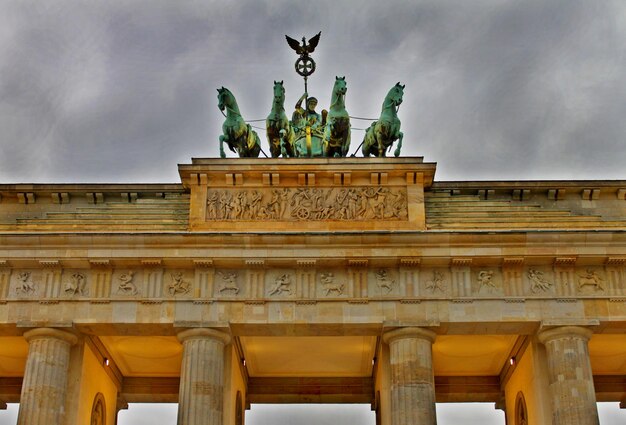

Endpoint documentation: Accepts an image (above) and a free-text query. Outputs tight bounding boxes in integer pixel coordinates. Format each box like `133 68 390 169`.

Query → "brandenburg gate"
0 157 625 424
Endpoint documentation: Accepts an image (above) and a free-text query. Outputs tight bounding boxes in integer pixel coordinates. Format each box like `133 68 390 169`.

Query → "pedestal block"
177 328 231 425
383 327 437 425
17 327 78 425
538 326 599 425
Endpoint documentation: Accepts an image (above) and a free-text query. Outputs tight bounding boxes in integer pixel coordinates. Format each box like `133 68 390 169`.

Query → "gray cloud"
0 0 624 183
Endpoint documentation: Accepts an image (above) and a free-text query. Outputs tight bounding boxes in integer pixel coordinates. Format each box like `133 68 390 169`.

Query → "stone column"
177 328 231 425
17 328 78 425
383 327 437 425
537 326 599 425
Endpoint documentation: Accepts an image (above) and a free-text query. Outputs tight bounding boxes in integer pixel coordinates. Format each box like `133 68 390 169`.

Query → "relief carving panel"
206 187 407 221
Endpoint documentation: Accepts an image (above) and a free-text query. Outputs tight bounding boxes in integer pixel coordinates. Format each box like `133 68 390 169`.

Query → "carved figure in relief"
269 274 292 296
220 192 233 220
117 271 138 295
15 271 35 295
218 272 240 294
390 190 408 219
528 269 552 293
578 269 604 291
261 189 289 219
320 272 344 296
375 269 395 294
168 272 191 296
207 191 220 220
64 272 87 296
426 271 446 293
477 270 497 292
249 190 263 218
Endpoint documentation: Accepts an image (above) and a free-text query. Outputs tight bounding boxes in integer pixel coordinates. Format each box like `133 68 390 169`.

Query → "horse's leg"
394 131 403 157
342 126 351 157
378 131 386 157
251 130 261 158
362 129 371 157
279 129 287 157
219 135 227 158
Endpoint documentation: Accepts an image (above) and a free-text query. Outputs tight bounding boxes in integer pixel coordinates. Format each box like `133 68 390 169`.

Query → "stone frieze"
205 187 408 221
0 265 623 303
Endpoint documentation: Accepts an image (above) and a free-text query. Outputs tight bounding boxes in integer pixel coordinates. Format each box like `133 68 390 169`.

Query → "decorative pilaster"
605 258 625 294
348 259 369 299
502 258 524 297
399 258 420 297
537 326 599 425
40 261 62 299
142 260 163 299
0 266 10 302
17 328 78 425
177 328 231 425
554 258 576 297
450 258 471 298
383 327 437 425
193 260 215 300
90 260 112 301
295 260 316 300
245 260 265 299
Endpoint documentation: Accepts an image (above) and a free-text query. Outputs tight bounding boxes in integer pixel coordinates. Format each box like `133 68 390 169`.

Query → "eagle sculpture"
285 32 321 56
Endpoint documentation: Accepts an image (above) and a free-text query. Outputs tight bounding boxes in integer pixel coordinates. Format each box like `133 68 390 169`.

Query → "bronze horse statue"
266 81 295 157
362 83 404 157
217 87 261 158
323 76 350 157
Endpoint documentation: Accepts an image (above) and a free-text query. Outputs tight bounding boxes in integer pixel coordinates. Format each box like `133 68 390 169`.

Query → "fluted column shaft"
383 327 437 425
538 326 599 425
177 328 231 425
17 328 78 425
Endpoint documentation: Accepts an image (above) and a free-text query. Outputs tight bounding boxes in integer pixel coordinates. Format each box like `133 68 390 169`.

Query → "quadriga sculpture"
323 76 350 157
266 81 295 157
217 87 261 158
362 82 404 157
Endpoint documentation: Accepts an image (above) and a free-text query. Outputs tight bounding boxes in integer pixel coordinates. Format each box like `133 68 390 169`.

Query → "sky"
0 1 625 424
0 0 625 184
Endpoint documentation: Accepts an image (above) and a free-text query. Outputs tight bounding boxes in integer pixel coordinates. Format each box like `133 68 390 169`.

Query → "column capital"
23 327 78 346
383 326 436 345
537 325 593 345
177 328 231 345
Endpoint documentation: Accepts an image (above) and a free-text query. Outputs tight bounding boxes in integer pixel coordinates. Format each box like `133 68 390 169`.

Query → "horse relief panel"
113 270 142 297
167 271 193 297
369 269 399 296
318 270 348 297
473 269 502 295
214 270 241 297
62 271 88 297
206 187 407 221
266 270 296 298
12 270 40 298
417 269 450 297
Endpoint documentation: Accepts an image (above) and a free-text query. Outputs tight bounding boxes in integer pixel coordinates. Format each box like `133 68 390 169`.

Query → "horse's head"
217 86 233 112
333 76 347 96
386 82 405 108
273 80 285 105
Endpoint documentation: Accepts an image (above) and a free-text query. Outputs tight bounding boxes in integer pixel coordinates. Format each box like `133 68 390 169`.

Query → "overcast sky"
0 0 624 184
0 1 625 424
